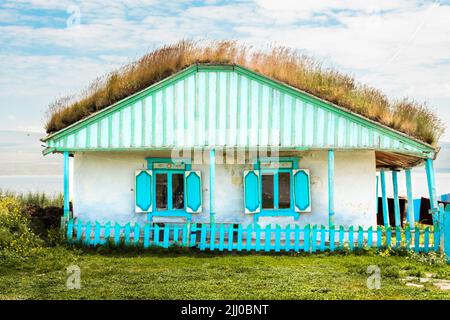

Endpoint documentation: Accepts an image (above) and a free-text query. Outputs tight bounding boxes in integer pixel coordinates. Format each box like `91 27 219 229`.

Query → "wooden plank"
228 224 234 251
320 225 326 252
246 224 253 251
94 221 101 246
348 226 354 251
264 225 271 252
144 224 150 248
329 227 335 252
84 221 91 245
163 224 170 248
237 224 243 251
367 226 373 248
275 225 281 252
219 224 225 251
311 225 317 253
357 226 363 248
124 223 131 245
255 224 261 251
114 222 121 245
294 225 300 252
104 222 111 245
304 224 310 252
134 223 140 246
285 225 291 252
414 226 420 253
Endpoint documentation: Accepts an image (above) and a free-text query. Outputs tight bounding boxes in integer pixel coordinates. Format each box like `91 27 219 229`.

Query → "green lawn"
1 247 450 300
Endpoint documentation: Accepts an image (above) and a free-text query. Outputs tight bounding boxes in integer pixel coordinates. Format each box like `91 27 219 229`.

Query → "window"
261 171 291 211
155 172 185 211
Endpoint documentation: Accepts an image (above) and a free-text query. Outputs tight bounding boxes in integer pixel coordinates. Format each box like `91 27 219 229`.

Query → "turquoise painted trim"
405 169 415 226
146 157 192 170
392 171 401 227
244 170 260 213
293 169 311 212
444 205 450 262
135 170 152 212
375 175 379 215
380 170 390 227
43 64 435 161
209 149 215 224
425 158 438 220
185 171 202 213
63 151 70 217
328 149 335 228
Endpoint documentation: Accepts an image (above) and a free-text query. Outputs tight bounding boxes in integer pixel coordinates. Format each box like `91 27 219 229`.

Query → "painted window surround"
146 158 192 221
253 157 301 222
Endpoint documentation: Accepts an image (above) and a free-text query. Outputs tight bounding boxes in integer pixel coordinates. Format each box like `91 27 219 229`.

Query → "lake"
0 175 63 195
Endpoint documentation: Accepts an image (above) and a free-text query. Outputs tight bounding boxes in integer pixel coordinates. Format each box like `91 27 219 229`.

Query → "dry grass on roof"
45 40 444 145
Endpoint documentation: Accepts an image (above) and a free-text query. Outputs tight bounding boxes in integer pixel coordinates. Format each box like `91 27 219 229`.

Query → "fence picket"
285 225 291 252
423 227 430 253
395 227 401 248
104 222 111 245
367 226 373 248
386 227 392 248
275 225 281 252
255 224 261 251
339 226 344 249
264 225 271 252
114 222 121 245
67 219 74 241
357 226 363 248
134 223 140 246
163 224 170 248
124 223 131 245
294 225 300 252
237 224 243 251
329 227 335 252
414 226 420 253
154 224 160 246
320 225 326 252
228 224 234 251
182 224 188 246
405 226 411 250
144 224 150 248
246 224 252 251
76 219 83 242
199 224 207 250
219 224 225 251
173 224 179 244
377 226 382 248
348 226 354 250
94 221 101 246
304 225 311 253
311 225 317 253
210 224 216 250
84 221 92 245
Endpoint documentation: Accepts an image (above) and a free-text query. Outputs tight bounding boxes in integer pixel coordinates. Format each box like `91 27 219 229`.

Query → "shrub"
0 197 42 256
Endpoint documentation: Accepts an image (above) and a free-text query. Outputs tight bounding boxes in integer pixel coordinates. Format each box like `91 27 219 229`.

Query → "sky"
1 0 450 142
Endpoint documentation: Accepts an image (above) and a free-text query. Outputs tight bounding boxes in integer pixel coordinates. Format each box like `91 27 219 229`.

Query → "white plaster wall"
73 150 377 228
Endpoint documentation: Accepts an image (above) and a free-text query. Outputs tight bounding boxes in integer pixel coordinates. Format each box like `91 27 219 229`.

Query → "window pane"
156 174 167 209
278 172 291 209
172 174 185 209
262 174 274 209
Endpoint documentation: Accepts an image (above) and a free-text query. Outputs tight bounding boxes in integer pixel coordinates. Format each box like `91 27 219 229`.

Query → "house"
41 63 440 230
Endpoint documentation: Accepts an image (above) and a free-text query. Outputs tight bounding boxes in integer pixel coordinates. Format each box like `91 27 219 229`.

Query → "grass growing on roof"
45 40 444 145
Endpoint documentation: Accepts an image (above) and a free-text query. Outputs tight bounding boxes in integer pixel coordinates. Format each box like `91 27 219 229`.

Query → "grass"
45 39 444 145
0 189 64 208
1 246 450 300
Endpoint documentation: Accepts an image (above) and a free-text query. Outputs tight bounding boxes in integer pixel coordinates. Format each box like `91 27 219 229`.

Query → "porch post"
63 151 70 228
392 171 401 227
209 148 215 225
328 149 335 228
405 169 415 226
425 158 438 224
380 170 390 227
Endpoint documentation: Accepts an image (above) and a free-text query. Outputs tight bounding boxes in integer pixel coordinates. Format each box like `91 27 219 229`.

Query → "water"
0 175 63 195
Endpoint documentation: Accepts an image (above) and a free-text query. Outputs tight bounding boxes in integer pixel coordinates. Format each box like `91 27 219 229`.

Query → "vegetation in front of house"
1 194 449 300
45 40 444 145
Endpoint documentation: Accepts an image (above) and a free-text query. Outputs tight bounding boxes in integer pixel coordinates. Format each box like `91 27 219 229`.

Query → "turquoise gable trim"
43 64 435 159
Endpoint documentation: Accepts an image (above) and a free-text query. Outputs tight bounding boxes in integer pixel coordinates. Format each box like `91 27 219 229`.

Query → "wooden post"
380 170 390 227
209 148 215 225
328 149 335 228
425 158 438 224
392 171 401 227
405 169 415 226
375 175 379 215
62 151 70 230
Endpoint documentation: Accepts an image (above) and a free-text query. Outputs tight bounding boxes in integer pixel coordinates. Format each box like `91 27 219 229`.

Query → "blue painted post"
443 204 450 262
425 158 438 212
134 223 140 246
104 222 111 245
376 226 382 248
255 224 261 251
357 226 363 248
154 224 160 246
66 219 74 241
367 227 373 248
380 170 390 227
328 150 335 228
414 226 420 253
275 225 281 252
405 226 411 250
423 227 430 253
209 149 215 225
246 224 252 251
386 227 392 248
210 223 216 251
76 219 83 242
144 224 150 248
392 171 401 228
200 224 207 250
348 226 354 251
320 225 326 251
173 224 179 244
264 225 271 252
311 225 317 253
124 223 131 245
237 224 243 251
285 225 291 252
228 224 234 251
304 225 311 252
182 224 188 246
375 175 379 215
405 169 415 226
94 221 101 246
219 224 225 251
63 151 70 230
294 225 300 251
329 227 335 252
339 226 344 249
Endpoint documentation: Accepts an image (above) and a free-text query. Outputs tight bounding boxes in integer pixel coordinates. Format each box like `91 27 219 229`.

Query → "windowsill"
254 211 300 223
147 211 192 222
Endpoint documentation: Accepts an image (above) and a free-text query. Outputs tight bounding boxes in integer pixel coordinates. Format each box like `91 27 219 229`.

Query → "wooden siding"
43 65 435 158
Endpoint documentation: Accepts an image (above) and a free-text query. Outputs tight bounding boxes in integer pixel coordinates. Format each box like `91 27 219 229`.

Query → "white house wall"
72 150 376 227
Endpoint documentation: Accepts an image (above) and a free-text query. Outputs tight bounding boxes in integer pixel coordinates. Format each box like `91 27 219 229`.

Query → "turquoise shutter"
244 170 260 214
293 169 311 212
135 170 152 213
185 171 202 213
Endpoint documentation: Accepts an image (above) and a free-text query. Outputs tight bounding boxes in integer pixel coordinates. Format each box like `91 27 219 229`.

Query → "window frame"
253 157 300 221
146 157 192 221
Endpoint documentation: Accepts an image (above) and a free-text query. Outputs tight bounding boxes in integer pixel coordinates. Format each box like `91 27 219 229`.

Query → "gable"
43 64 435 158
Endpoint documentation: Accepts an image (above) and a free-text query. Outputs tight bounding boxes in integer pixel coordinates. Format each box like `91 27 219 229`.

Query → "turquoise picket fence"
66 219 441 253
